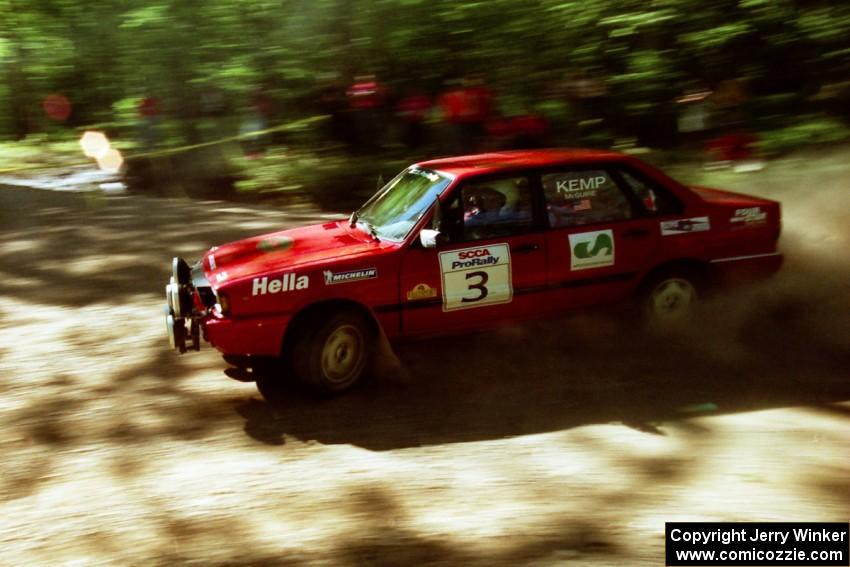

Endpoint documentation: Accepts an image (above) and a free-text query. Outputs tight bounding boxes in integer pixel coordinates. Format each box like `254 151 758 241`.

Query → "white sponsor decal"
323 268 378 285
209 254 217 270
252 273 309 295
730 207 767 225
568 229 615 270
438 244 512 312
660 216 710 235
556 176 606 196
411 167 441 182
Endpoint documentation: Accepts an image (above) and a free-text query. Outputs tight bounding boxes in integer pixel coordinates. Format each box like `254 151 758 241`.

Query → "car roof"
417 148 625 177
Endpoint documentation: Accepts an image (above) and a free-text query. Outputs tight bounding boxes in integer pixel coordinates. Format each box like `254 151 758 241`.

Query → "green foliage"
234 150 409 210
0 0 846 138
757 116 850 156
0 135 87 170
111 97 142 131
1 0 850 197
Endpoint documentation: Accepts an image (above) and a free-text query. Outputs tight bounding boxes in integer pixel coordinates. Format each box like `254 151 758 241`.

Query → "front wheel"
292 310 373 395
255 372 287 403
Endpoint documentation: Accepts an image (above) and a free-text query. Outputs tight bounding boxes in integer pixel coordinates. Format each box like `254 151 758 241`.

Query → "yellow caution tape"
0 115 328 175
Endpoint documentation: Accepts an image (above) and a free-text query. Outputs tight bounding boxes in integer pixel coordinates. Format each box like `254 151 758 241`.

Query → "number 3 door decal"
439 244 512 311
462 271 489 303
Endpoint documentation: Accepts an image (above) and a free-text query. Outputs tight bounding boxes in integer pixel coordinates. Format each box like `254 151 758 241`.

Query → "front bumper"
164 306 201 353
164 257 209 353
164 256 289 357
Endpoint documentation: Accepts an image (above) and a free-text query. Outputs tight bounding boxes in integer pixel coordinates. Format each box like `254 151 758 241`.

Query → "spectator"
396 89 432 150
318 81 353 148
138 96 160 150
438 79 466 153
458 75 493 152
510 111 550 149
437 75 494 154
240 88 273 158
347 74 385 152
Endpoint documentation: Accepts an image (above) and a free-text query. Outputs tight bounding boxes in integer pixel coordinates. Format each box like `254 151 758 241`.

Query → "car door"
399 174 548 336
540 165 663 311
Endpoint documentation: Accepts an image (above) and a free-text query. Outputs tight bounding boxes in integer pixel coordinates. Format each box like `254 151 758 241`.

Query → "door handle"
511 243 541 254
622 227 650 239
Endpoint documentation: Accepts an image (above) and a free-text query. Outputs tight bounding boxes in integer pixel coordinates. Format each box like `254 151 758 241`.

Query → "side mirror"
419 228 442 249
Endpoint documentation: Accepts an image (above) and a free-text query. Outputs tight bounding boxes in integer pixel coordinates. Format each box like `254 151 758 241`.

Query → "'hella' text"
252 274 309 295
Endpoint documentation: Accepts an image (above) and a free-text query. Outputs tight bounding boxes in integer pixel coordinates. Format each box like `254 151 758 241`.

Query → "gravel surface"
0 164 848 565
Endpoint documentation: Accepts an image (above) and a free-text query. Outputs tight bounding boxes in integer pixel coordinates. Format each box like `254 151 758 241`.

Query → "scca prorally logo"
323 268 378 285
252 273 309 295
450 248 499 270
569 229 615 270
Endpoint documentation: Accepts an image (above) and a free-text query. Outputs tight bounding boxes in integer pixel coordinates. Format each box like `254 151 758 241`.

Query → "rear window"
617 168 682 215
542 169 633 228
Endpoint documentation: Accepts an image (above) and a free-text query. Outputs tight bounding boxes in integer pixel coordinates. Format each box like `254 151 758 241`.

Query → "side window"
542 169 633 228
457 176 534 241
617 168 682 215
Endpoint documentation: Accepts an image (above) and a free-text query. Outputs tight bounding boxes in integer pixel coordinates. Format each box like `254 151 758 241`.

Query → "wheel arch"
280 298 381 357
636 257 713 297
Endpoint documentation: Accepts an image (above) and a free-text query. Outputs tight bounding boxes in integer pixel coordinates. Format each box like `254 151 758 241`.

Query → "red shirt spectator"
347 77 383 110
139 97 160 118
397 94 431 122
459 83 492 124
439 88 465 124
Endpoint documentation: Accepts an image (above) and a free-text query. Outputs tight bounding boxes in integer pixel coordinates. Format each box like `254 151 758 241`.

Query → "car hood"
202 219 384 286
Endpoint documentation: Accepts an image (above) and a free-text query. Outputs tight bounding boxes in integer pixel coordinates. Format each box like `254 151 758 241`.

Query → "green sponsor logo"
569 229 615 270
257 235 294 252
573 232 613 259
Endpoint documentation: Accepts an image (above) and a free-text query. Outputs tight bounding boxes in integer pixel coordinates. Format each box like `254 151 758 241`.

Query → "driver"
464 186 507 229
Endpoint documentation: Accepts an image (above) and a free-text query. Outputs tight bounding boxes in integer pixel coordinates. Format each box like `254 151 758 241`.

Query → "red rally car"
165 149 782 396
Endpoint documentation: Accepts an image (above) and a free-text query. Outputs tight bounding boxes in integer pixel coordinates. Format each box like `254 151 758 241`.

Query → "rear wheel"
292 310 373 395
641 267 704 328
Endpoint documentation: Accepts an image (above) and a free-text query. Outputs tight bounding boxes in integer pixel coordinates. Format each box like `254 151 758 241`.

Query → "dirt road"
0 153 848 565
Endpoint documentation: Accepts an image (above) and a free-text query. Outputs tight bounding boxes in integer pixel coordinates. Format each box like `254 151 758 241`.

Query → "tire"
640 267 704 328
255 372 288 403
242 358 289 403
292 310 373 395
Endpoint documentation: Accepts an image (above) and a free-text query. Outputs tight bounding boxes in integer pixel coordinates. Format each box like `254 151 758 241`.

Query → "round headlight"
169 280 183 318
216 290 230 316
166 313 176 349
172 256 191 287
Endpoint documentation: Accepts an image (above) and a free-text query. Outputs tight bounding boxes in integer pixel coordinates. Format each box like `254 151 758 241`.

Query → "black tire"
640 266 705 329
292 310 373 395
239 358 289 402
255 372 288 403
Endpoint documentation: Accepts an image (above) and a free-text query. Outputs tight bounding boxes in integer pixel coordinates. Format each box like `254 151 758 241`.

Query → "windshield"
355 167 452 242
